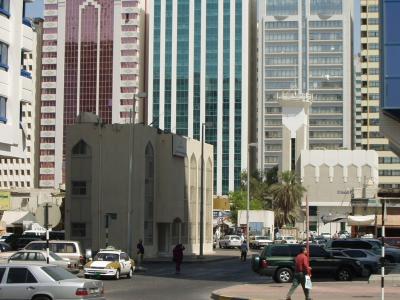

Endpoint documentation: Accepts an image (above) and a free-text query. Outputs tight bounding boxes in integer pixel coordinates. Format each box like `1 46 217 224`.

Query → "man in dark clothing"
240 240 248 261
136 239 144 268
173 243 185 274
286 246 312 300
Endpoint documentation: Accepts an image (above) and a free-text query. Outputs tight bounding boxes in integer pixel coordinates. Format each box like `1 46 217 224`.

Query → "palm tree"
269 171 306 227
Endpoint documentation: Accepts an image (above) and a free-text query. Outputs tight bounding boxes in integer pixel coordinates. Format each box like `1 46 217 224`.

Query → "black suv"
251 244 364 283
325 239 400 263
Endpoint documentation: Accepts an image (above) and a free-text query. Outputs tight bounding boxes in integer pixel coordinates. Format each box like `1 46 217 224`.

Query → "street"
103 251 267 300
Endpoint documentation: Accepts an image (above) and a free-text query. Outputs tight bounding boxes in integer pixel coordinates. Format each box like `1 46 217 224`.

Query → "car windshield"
285 237 294 240
94 253 119 261
42 266 77 281
49 252 63 261
231 237 240 240
256 237 265 240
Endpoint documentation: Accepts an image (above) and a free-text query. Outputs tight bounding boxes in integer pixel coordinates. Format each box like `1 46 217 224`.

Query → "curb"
144 256 237 264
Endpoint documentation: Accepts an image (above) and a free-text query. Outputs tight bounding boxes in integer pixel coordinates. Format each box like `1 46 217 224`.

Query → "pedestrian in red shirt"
286 246 312 300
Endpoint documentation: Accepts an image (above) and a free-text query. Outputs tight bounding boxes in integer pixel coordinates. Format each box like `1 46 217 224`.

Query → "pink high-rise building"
39 0 145 188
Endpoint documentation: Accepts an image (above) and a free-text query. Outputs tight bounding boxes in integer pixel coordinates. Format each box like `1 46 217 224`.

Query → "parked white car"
282 236 298 244
8 250 72 271
0 264 105 299
249 236 273 249
219 235 242 249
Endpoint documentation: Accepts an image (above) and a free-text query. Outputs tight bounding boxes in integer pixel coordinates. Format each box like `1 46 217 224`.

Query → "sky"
26 0 44 18
25 0 360 53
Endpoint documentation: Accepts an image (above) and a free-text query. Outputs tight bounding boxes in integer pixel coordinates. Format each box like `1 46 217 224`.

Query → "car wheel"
275 268 293 283
336 267 352 281
127 268 133 279
114 269 120 280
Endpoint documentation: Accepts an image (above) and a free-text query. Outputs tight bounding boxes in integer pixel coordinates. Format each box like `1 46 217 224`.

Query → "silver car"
8 250 71 270
0 263 105 299
219 235 242 249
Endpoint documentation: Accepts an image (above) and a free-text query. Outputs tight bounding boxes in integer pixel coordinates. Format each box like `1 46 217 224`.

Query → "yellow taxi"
84 247 135 280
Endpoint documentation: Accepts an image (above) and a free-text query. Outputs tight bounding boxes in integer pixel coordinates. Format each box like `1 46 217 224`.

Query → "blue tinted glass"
152 0 161 127
164 1 173 130
266 0 298 15
310 0 342 15
176 0 189 136
193 0 201 140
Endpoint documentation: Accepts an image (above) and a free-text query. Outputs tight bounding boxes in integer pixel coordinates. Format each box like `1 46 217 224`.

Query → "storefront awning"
0 211 36 227
347 215 375 226
320 214 348 224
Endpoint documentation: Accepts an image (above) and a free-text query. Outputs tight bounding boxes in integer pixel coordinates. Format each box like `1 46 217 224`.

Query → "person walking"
136 239 144 269
286 246 312 300
240 240 248 262
173 243 185 274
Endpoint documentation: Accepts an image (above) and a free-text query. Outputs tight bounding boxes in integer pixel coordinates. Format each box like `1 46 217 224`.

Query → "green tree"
269 171 306 228
228 190 264 224
229 167 279 224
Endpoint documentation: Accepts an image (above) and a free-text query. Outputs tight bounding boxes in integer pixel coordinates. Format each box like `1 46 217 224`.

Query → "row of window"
0 181 31 188
379 157 400 164
0 169 31 176
379 170 400 176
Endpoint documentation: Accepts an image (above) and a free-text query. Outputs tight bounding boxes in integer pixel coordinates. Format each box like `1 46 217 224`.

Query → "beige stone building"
65 114 214 257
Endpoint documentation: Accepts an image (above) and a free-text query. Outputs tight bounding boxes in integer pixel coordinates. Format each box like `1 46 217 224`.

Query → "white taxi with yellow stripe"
84 247 135 280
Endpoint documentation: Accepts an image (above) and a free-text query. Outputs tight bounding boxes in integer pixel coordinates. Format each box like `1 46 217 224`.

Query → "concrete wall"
65 121 214 257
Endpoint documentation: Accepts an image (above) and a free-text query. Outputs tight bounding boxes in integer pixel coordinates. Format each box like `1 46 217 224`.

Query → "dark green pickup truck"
251 244 365 283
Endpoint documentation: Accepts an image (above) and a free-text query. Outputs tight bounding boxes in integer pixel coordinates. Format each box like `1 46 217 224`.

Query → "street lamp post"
247 143 258 244
127 92 146 257
199 123 205 257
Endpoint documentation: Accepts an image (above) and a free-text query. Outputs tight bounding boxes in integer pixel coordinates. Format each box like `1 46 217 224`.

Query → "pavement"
211 281 400 300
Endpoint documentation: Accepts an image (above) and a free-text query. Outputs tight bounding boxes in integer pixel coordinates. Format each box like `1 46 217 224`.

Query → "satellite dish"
35 203 61 229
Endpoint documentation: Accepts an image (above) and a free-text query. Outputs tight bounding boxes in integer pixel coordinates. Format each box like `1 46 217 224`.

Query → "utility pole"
199 123 205 257
44 203 50 264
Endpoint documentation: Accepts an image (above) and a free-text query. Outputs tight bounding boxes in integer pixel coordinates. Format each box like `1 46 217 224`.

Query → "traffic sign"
35 203 61 228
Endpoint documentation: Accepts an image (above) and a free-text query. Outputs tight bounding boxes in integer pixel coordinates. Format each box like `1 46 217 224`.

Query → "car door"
309 245 334 275
0 267 38 300
120 253 130 274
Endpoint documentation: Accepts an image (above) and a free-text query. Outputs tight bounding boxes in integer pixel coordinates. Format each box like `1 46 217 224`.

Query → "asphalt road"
103 253 269 300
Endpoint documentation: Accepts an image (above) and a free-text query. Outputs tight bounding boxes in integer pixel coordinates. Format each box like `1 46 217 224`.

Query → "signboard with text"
0 191 11 210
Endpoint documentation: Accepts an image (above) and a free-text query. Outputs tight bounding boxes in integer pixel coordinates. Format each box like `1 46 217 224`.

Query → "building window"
71 223 86 237
71 181 87 195
0 0 10 17
0 96 6 123
72 140 90 156
310 0 342 15
0 42 8 71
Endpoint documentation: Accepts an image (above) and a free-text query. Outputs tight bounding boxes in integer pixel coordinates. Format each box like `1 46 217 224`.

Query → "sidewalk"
211 281 400 300
143 253 238 264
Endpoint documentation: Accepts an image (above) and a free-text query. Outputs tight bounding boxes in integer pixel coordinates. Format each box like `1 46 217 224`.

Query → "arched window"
206 158 213 242
144 143 154 245
189 155 197 242
72 140 90 156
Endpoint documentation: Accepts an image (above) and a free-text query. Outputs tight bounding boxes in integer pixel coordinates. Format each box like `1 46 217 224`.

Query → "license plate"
90 288 100 294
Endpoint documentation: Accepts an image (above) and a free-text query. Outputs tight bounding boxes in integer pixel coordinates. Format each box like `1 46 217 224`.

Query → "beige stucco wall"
65 122 213 257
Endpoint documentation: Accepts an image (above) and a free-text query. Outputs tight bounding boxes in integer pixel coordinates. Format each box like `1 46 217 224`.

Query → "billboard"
0 191 11 210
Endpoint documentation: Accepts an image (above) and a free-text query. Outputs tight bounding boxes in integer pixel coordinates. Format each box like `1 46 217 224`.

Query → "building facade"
380 0 400 156
353 55 362 149
360 0 400 189
39 0 146 188
147 0 257 195
0 18 42 191
298 149 378 235
258 0 353 172
65 115 214 257
0 0 35 158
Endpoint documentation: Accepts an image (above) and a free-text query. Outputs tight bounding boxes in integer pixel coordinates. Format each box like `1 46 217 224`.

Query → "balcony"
22 22 34 51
